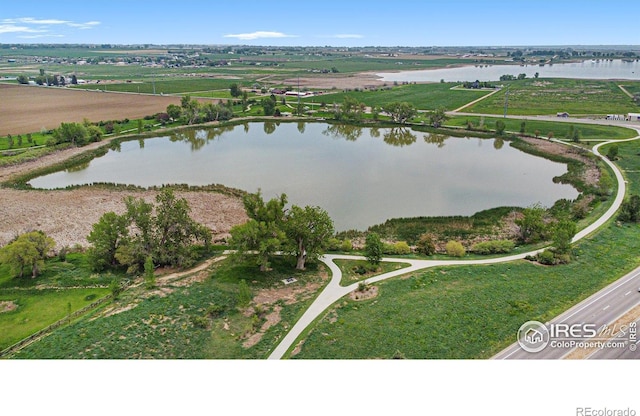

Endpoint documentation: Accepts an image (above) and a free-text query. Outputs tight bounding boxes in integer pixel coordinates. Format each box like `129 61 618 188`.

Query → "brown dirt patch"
0 300 18 313
0 83 183 136
281 72 385 90
350 285 379 301
242 305 282 348
520 136 600 186
0 188 246 249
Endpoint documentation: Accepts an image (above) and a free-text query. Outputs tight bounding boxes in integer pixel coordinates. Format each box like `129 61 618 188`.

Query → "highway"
494 266 640 359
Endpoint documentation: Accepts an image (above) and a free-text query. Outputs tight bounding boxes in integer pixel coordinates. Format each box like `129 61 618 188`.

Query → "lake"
377 59 640 83
29 122 579 231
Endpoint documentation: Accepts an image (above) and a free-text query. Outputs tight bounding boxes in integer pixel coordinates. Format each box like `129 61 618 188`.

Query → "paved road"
268 121 640 360
494 267 640 359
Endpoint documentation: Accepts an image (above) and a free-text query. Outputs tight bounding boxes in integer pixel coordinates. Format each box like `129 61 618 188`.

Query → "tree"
416 233 436 256
52 122 90 146
180 95 200 125
166 104 182 121
16 75 29 84
284 205 334 270
606 145 619 161
429 107 448 128
144 256 155 289
552 219 576 255
87 211 129 271
0 231 55 278
515 204 547 243
495 120 506 135
566 125 581 142
229 83 242 98
383 102 417 124
520 121 526 134
153 189 211 268
71 74 78 85
230 191 288 271
87 190 211 273
618 195 640 223
261 97 276 116
364 232 384 266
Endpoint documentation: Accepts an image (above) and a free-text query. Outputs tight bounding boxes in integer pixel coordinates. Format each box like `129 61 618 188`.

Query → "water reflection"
322 124 363 141
423 132 449 148
383 127 417 147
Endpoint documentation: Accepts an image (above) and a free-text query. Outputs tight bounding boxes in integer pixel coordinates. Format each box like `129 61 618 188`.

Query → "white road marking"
603 305 610 311
625 291 632 296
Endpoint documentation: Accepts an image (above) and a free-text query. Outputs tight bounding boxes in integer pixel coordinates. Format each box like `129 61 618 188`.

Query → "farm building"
627 113 640 122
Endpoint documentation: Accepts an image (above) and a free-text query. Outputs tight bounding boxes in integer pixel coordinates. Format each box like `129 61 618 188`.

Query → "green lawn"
0 288 110 350
446 115 638 141
465 78 639 116
334 259 411 286
303 83 492 111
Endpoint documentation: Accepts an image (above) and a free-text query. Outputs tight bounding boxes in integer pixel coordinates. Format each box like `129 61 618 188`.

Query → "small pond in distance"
29 122 579 231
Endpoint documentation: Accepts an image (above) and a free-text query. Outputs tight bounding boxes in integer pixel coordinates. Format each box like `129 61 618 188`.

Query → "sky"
0 0 637 47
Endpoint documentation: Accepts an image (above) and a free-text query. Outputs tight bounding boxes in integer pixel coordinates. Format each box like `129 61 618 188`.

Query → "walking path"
268 122 640 359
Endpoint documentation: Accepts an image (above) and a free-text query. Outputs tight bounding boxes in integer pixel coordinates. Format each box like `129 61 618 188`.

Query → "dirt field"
0 187 247 249
0 83 183 136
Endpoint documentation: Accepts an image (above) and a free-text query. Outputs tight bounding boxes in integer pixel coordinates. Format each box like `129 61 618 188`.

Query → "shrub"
445 241 465 257
471 240 514 255
327 238 342 251
340 239 353 252
416 233 436 256
237 279 252 307
536 250 556 265
393 241 411 255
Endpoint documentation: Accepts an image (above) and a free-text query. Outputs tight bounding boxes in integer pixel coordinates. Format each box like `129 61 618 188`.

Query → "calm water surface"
377 59 640 83
30 122 579 230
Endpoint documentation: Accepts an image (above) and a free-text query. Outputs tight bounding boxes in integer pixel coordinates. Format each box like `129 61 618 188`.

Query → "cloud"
68 21 101 30
0 24 46 34
223 31 297 41
329 34 364 39
19 34 65 39
0 17 101 37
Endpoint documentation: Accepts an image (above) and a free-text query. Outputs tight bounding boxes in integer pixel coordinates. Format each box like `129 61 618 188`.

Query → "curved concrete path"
268 123 640 360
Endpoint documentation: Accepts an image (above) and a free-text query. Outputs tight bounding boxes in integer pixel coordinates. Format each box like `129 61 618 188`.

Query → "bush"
340 239 353 252
536 250 556 265
445 241 465 257
416 233 436 256
470 240 514 255
393 241 411 255
327 238 342 251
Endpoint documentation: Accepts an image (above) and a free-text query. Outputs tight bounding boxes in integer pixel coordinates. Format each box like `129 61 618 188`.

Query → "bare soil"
281 72 385 90
0 188 246 249
0 83 182 136
0 300 18 313
520 136 600 186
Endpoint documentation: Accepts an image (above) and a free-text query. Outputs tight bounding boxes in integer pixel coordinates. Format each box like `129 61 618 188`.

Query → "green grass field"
445 115 638 141
465 78 639 116
10 256 329 358
290 138 640 359
303 82 492 111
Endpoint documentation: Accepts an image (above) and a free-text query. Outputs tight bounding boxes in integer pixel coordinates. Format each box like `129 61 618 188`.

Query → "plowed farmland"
0 83 182 135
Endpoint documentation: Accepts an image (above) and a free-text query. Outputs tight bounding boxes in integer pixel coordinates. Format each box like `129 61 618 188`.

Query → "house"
627 113 640 122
